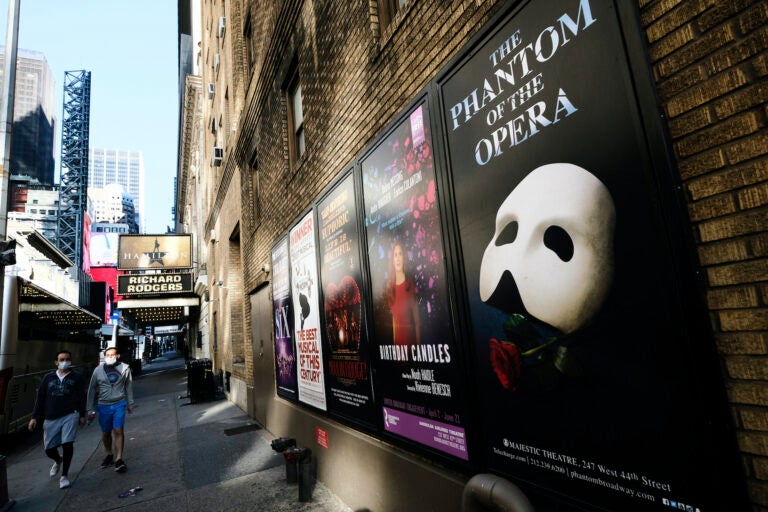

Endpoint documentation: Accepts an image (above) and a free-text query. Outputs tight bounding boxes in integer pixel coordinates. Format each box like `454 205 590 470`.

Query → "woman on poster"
386 241 421 346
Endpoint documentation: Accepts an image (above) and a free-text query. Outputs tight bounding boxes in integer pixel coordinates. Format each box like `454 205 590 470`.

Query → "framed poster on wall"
362 102 469 461
289 211 327 411
437 0 742 509
317 172 377 427
270 236 297 400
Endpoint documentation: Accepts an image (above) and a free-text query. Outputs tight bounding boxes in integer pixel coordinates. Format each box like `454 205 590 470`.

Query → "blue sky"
0 0 179 233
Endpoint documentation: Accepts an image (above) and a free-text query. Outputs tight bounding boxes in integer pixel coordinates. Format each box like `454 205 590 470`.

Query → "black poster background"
362 103 468 461
317 173 377 426
271 237 297 400
439 0 730 509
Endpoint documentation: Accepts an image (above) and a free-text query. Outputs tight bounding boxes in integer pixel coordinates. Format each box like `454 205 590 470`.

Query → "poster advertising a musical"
438 0 738 508
362 103 468 460
271 237 297 400
317 173 376 426
289 211 327 411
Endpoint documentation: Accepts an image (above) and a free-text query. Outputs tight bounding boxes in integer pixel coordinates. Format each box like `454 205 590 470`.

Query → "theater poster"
289 211 327 411
362 102 468 460
271 236 297 400
317 173 377 426
438 0 741 509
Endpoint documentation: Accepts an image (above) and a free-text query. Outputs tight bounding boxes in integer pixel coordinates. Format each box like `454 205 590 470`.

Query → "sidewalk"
4 358 353 511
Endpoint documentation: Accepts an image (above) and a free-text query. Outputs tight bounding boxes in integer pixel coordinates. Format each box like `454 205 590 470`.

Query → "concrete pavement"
2 355 353 511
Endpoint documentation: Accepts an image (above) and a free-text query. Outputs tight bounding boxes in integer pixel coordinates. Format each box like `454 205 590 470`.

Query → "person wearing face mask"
86 346 134 473
28 350 88 489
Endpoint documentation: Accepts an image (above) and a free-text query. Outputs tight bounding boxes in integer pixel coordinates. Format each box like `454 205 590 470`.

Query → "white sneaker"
49 461 60 477
59 476 70 489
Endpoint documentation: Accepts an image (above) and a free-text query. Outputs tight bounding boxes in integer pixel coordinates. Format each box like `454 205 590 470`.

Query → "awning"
99 324 135 337
18 278 102 328
117 296 199 324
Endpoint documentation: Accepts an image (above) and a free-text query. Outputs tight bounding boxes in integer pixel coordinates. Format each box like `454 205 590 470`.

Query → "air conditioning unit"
210 229 216 242
207 82 215 99
212 146 223 167
214 53 220 73
217 16 226 38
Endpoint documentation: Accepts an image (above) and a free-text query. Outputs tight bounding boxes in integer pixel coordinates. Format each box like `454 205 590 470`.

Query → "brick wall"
639 0 768 508
204 0 768 507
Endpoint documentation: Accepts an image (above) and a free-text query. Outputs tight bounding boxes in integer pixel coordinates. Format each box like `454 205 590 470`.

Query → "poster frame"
288 207 328 411
429 0 747 509
355 91 475 469
314 166 379 433
270 233 299 402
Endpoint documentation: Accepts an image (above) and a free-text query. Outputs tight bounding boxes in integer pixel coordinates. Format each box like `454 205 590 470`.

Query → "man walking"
28 350 87 489
87 346 134 473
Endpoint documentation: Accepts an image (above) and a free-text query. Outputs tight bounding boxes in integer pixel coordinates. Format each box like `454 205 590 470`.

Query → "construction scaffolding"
56 70 91 268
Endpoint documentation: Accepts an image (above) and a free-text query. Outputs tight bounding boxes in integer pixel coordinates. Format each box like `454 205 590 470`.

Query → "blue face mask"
58 361 72 371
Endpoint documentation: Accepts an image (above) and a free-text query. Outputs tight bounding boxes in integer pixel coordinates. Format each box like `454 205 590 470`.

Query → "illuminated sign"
117 235 192 270
117 273 193 295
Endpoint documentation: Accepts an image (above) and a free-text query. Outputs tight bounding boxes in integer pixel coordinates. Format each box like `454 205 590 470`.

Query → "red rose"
490 338 521 392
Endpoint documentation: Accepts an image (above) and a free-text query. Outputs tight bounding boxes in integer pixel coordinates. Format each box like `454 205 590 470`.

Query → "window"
286 66 305 166
244 14 256 72
378 0 407 34
247 152 261 230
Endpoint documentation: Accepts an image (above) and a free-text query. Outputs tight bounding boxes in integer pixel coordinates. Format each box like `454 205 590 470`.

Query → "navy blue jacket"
31 370 87 421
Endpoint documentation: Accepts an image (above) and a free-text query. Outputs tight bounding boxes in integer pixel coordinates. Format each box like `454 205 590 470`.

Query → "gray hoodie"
87 362 134 410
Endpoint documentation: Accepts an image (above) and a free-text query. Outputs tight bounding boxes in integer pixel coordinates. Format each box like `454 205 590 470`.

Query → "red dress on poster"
387 241 421 346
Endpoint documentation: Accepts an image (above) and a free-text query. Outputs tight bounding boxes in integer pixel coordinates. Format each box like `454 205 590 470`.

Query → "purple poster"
290 211 327 411
271 237 297 399
362 103 468 460
317 173 376 425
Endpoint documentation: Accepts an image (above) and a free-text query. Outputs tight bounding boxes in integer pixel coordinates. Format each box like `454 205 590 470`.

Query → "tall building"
0 47 56 184
88 183 138 234
7 185 59 242
88 148 145 232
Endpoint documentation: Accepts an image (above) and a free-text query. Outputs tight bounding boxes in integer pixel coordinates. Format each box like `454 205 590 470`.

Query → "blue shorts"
97 400 127 432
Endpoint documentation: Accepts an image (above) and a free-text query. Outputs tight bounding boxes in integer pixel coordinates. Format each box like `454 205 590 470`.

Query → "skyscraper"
88 148 145 232
0 47 56 184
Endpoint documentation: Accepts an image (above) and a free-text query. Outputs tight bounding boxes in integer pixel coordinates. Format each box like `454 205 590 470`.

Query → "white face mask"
480 163 616 334
104 356 117 365
58 361 72 371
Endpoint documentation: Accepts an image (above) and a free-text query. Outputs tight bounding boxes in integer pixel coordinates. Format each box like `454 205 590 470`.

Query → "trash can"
187 358 215 402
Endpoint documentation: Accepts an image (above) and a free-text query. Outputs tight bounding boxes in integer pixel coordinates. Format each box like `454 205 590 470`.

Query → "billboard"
289 211 327 411
117 234 192 270
89 233 120 267
316 172 376 426
271 236 298 400
437 0 738 508
362 103 468 460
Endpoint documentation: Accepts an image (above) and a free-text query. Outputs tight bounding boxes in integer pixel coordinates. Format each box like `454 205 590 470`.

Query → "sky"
0 0 179 234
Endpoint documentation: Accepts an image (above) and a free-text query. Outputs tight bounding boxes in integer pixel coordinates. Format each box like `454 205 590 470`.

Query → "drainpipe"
462 473 535 512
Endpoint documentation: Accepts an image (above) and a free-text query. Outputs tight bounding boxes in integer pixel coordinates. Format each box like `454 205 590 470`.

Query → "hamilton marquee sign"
117 235 192 270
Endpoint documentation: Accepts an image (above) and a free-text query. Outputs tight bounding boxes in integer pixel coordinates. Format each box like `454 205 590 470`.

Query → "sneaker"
59 476 71 489
114 459 127 473
49 461 60 477
100 454 114 468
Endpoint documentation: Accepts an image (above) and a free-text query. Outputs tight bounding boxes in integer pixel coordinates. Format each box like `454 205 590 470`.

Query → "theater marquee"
118 235 192 270
118 273 193 296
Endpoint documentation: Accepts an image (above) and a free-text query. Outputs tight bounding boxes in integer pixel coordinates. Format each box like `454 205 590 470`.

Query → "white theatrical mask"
479 163 616 334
